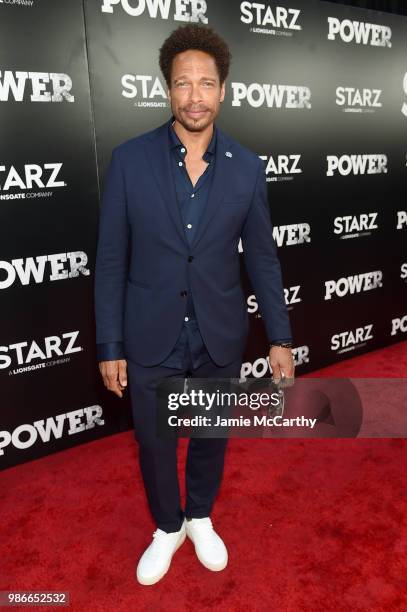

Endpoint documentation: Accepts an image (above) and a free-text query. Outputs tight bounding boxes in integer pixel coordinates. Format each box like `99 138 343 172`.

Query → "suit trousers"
126 344 242 533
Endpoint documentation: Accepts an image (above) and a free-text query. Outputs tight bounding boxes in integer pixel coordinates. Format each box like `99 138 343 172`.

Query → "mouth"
185 109 207 118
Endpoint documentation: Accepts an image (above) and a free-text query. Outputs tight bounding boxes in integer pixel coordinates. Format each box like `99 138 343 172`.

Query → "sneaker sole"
136 530 186 586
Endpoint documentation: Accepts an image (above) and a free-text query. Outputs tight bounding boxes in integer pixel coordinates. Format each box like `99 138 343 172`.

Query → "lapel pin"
225 151 232 158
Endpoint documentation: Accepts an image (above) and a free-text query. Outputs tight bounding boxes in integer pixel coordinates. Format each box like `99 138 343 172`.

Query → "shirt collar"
168 114 217 157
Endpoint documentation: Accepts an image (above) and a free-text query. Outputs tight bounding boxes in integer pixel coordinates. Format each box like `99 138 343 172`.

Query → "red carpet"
1 342 406 611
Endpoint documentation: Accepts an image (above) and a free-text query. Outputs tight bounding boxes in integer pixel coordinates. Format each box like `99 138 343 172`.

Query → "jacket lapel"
144 116 235 250
145 120 187 246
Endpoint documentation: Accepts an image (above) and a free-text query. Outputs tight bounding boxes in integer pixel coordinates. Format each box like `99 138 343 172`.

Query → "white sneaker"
186 517 228 571
136 520 186 585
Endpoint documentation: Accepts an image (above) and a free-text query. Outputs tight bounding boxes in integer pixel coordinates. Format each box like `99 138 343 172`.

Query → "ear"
220 80 226 103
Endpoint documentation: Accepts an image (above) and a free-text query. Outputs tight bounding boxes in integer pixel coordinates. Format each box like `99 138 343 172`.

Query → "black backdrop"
1 0 406 468
325 0 407 15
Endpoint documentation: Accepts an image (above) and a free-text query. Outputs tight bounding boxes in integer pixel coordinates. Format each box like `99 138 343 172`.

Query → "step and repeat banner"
1 0 406 468
0 0 133 470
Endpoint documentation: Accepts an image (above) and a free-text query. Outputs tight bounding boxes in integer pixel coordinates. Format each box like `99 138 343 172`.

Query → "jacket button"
180 290 187 297
188 255 194 262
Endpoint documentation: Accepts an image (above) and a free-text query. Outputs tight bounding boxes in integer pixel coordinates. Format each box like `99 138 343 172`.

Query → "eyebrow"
173 75 217 82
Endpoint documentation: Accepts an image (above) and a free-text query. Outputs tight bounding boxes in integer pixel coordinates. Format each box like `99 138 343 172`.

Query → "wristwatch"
270 341 293 348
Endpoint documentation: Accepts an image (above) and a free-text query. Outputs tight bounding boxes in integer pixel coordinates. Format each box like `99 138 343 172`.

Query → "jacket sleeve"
96 341 126 362
241 158 293 344
94 146 130 361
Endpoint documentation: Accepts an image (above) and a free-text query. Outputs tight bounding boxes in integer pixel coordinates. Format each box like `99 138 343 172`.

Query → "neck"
172 117 213 158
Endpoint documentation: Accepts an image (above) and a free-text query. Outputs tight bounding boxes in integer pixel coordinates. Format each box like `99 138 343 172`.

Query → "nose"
189 82 203 104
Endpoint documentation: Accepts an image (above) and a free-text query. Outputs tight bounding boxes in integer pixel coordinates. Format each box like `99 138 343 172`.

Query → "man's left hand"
269 346 295 382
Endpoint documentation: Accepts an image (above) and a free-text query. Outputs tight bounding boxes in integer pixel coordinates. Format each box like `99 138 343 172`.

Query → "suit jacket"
94 115 293 366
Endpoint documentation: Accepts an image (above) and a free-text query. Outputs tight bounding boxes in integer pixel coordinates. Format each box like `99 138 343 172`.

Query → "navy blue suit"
94 115 292 367
94 114 292 532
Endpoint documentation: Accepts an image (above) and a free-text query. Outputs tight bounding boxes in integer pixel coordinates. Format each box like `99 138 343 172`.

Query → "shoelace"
152 528 173 542
189 519 221 551
149 529 178 560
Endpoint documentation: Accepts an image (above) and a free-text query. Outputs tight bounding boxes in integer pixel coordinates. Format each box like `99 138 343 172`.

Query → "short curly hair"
159 24 231 88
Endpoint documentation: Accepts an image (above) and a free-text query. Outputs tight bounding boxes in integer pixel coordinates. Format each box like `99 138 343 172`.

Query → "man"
94 23 294 586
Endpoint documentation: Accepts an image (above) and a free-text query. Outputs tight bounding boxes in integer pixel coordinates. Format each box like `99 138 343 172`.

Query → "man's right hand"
99 359 128 398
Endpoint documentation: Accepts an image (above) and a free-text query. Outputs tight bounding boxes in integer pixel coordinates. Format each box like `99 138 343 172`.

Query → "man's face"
167 49 225 133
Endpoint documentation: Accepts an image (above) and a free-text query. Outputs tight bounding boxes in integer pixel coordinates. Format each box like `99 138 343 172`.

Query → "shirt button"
184 316 189 322
178 161 183 167
190 193 195 198
180 147 186 153
187 223 192 229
